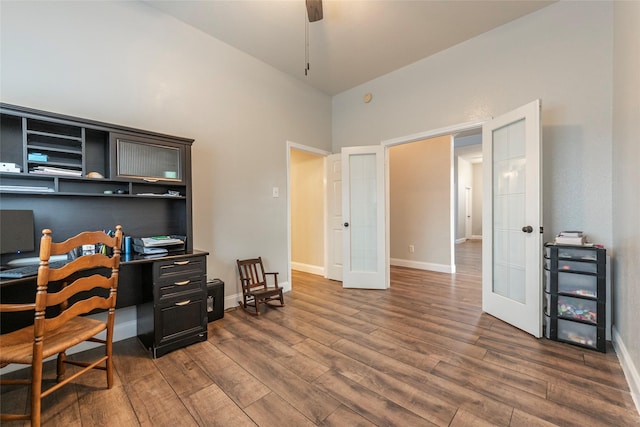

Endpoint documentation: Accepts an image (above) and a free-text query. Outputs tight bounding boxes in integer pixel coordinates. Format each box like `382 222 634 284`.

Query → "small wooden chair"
0 226 122 427
237 257 284 316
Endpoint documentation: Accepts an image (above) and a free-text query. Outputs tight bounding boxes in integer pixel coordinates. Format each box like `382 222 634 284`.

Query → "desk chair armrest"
0 303 36 312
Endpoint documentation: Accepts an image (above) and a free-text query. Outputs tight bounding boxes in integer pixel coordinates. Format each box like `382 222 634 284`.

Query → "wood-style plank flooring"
2 241 639 426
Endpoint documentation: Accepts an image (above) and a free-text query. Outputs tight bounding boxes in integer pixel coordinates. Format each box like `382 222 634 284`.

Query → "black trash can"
206 278 224 322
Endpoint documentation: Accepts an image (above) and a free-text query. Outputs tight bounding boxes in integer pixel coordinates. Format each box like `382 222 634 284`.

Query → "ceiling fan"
306 0 323 22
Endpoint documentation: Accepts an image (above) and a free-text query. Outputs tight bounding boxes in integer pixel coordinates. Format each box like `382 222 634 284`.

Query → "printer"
133 235 185 256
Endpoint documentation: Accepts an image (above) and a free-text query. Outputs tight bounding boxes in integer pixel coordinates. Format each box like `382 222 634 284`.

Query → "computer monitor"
0 210 35 255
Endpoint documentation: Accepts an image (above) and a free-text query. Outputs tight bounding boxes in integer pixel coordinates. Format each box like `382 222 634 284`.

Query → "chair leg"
56 352 67 382
31 355 44 427
106 343 113 389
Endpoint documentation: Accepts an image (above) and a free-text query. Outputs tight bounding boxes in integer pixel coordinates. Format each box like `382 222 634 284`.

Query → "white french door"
482 99 542 337
341 145 387 289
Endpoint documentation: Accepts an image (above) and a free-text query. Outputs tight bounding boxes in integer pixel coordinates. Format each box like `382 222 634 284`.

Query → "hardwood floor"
2 240 639 426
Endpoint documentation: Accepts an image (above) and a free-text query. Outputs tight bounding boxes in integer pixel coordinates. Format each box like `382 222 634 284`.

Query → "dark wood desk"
1 250 209 358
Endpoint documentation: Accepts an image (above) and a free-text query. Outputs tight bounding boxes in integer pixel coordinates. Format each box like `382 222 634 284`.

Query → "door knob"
522 225 533 233
344 222 349 227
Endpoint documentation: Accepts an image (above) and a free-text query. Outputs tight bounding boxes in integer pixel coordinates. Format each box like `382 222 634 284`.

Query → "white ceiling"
144 0 555 95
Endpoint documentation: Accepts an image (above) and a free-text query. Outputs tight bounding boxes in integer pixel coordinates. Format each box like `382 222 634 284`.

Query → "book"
558 231 583 237
555 235 586 245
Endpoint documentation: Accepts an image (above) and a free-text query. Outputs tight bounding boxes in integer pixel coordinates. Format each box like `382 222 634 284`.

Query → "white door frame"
286 141 331 286
465 186 473 240
381 119 488 282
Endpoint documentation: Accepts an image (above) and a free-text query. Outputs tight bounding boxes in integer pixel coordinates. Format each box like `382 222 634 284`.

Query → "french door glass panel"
492 119 526 303
349 153 378 272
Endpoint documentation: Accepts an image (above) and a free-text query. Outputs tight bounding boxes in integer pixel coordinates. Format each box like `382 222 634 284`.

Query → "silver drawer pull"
174 260 190 265
143 178 159 183
175 280 190 286
175 300 191 306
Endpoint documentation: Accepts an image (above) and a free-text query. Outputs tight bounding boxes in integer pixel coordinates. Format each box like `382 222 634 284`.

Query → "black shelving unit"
544 243 607 352
0 102 195 254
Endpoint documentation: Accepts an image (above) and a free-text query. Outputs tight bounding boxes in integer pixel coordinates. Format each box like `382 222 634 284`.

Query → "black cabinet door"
155 293 206 347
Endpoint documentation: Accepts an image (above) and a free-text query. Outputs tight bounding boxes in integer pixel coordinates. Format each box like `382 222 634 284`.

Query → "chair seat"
248 287 283 299
0 317 106 365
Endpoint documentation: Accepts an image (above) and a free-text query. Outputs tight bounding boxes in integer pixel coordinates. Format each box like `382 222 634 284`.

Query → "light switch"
272 187 279 198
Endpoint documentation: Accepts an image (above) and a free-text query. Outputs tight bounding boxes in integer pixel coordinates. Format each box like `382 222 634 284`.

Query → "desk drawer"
154 256 205 283
158 278 204 301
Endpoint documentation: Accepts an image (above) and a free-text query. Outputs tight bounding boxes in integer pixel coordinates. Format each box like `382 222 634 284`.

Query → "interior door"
342 145 387 289
482 99 542 337
326 153 343 281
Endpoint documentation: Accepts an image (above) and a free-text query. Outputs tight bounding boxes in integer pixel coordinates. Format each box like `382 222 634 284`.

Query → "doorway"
383 120 486 277
286 142 330 283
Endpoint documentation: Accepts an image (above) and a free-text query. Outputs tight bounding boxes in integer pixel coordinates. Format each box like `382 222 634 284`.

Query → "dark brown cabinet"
136 253 208 358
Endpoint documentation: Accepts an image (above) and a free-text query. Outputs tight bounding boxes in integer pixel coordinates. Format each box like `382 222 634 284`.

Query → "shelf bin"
557 318 597 349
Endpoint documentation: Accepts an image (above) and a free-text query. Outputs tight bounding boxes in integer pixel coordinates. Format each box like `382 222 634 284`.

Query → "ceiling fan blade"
306 0 323 22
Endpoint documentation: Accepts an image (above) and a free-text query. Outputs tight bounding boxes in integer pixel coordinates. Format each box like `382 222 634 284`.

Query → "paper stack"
555 231 585 246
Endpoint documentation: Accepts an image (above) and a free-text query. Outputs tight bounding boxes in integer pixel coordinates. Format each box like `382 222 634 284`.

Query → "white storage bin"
557 246 597 261
558 272 597 298
558 295 597 324
557 259 597 274
557 319 597 349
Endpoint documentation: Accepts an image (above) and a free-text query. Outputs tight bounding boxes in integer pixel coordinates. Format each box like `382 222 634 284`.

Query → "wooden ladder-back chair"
0 226 123 427
237 257 284 316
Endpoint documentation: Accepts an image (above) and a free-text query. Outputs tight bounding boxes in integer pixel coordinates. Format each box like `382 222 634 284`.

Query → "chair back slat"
45 275 114 308
45 255 117 282
44 296 113 332
48 230 120 256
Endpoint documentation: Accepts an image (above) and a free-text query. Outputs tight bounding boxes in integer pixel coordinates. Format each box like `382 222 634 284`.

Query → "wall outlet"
272 187 279 198
409 245 414 253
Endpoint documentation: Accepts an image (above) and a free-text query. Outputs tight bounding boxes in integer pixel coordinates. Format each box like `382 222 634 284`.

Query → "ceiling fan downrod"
304 0 322 76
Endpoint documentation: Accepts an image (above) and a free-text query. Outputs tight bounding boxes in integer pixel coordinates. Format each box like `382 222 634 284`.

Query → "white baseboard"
291 262 324 276
390 258 454 274
0 306 138 375
456 236 482 244
613 326 640 415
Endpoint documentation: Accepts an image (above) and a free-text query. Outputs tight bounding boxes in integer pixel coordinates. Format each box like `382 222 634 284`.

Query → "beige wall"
612 0 640 407
389 135 452 270
290 149 324 272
